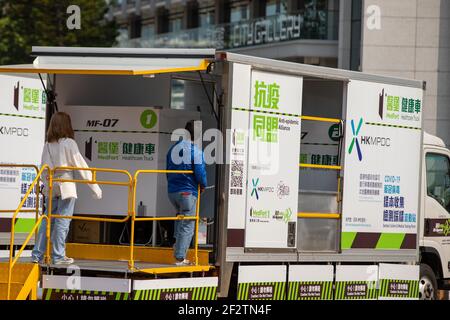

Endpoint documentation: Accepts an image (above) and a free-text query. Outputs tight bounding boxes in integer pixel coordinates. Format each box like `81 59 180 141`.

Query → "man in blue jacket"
166 120 207 266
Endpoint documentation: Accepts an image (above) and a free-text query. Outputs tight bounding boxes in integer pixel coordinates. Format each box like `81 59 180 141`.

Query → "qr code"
231 160 243 188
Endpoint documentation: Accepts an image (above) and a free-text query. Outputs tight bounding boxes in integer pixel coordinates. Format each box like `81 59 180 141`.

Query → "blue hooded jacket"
166 140 207 197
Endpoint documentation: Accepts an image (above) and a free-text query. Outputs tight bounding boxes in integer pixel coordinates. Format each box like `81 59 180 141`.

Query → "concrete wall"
360 0 450 146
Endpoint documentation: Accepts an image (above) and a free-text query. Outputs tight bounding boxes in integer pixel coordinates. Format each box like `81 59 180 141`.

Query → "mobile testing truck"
0 47 449 300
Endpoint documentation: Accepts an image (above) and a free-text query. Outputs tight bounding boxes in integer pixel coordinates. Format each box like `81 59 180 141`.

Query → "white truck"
0 47 449 300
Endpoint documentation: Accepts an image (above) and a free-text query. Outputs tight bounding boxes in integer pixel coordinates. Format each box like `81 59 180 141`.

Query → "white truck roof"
423 132 446 147
0 47 215 75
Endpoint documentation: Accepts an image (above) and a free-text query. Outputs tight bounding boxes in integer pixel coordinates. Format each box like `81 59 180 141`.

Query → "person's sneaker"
54 257 74 265
31 258 41 264
174 259 191 266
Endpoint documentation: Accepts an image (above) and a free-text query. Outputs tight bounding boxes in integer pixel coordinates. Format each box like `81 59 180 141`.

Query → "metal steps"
0 262 39 300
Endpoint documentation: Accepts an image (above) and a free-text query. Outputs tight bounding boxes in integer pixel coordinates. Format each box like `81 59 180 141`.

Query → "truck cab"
420 132 450 299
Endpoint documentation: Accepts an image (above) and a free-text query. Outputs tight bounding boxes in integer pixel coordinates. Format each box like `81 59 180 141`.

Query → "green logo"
250 208 270 219
140 110 157 129
254 80 280 110
379 89 421 121
96 141 155 161
328 124 340 142
273 208 293 223
348 118 363 161
22 87 45 111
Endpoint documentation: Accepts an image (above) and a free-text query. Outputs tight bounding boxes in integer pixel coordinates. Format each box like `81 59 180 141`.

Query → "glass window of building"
199 10 214 27
129 16 142 39
265 0 288 16
169 17 183 32
141 24 155 39
280 0 288 14
230 4 249 23
266 0 277 16
171 79 185 110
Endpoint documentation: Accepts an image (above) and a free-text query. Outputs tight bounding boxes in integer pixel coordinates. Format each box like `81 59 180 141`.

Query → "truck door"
423 151 450 278
224 63 303 250
341 80 423 254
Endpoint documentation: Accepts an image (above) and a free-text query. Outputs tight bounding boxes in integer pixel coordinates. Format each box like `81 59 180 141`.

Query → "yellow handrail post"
194 184 201 266
129 177 137 271
7 210 16 300
35 178 41 242
45 170 53 265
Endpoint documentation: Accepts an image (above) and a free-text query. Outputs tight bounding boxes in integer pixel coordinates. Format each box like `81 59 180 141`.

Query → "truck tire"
419 263 438 300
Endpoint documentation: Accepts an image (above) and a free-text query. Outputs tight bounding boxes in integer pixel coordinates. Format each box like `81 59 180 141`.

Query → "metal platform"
1 257 212 275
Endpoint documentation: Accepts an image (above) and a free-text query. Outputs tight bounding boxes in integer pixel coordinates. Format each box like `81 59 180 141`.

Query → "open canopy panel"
0 47 215 75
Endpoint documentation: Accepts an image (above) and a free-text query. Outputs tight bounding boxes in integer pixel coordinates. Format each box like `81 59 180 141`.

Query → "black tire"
419 263 438 300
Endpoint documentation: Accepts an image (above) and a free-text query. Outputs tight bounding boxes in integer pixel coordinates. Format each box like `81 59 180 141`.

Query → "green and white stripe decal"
335 281 378 300
237 282 286 300
74 129 172 134
366 122 421 131
379 279 419 299
0 112 45 120
232 107 301 117
341 232 416 250
288 281 333 300
43 289 129 300
133 286 217 300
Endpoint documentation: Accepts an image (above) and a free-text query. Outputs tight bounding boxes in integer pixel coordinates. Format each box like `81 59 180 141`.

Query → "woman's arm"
66 139 102 199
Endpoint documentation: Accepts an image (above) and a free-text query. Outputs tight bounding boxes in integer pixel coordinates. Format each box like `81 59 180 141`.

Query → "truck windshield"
426 153 450 213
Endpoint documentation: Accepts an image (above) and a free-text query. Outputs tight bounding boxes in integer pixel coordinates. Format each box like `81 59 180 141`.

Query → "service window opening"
47 71 221 253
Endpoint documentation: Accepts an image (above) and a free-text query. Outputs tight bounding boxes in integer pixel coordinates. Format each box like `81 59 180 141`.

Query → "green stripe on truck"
375 233 406 249
14 218 36 233
341 232 357 249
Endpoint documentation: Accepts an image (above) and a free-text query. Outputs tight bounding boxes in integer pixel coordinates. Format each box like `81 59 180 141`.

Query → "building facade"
109 0 450 146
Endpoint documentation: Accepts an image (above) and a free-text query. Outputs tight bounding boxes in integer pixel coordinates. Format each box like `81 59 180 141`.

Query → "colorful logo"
379 88 421 121
348 118 363 161
140 110 157 129
277 181 290 199
251 178 260 200
273 208 293 223
328 124 340 142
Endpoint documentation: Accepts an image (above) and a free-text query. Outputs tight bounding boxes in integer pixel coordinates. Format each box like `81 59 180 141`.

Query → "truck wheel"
419 264 437 300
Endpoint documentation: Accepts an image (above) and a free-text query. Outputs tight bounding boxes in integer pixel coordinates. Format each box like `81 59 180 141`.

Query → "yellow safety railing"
46 166 134 265
131 169 201 270
19 166 202 273
300 115 341 124
6 164 50 300
299 115 343 220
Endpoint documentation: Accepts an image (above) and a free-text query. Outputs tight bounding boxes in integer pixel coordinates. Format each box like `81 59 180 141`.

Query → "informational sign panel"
378 264 419 300
342 80 423 251
226 63 251 232
335 265 379 300
133 277 218 300
42 275 131 301
0 75 46 238
237 265 286 300
64 106 199 217
288 265 334 300
244 71 302 249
